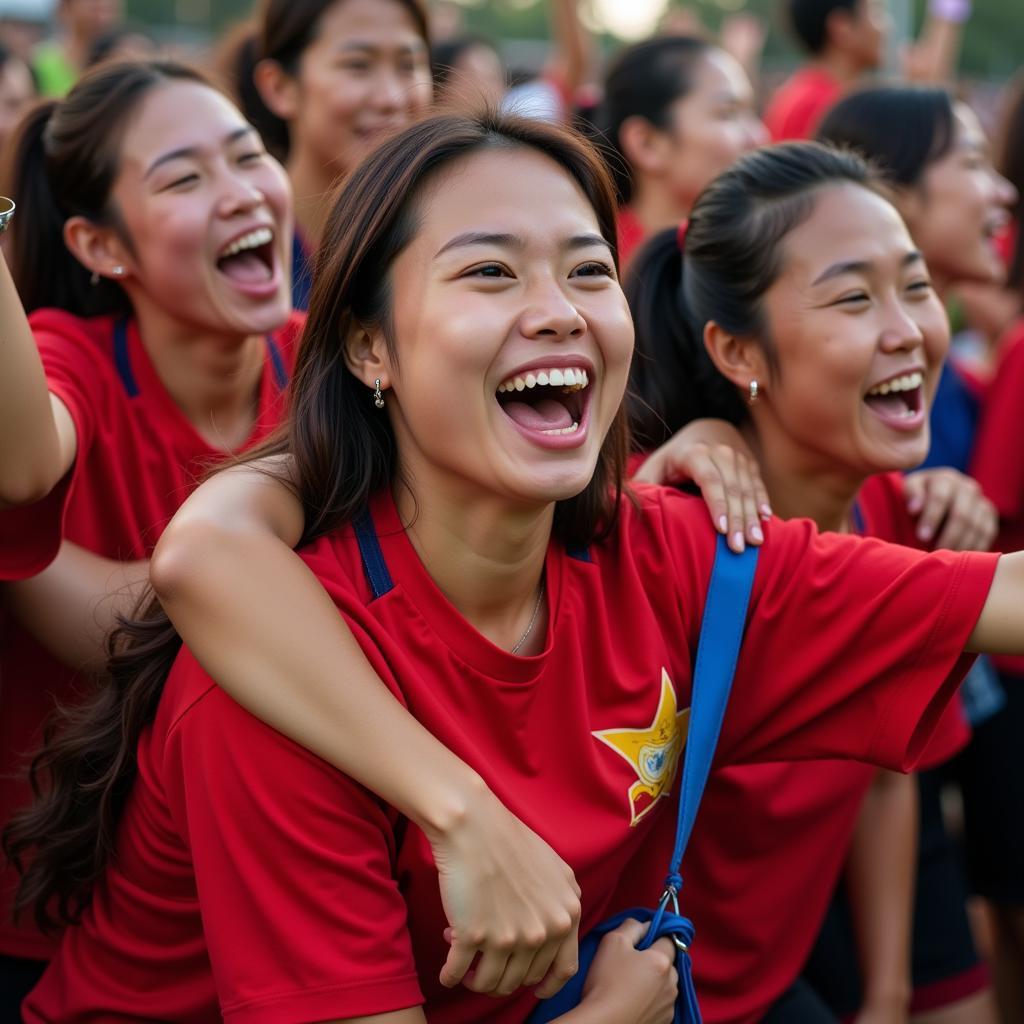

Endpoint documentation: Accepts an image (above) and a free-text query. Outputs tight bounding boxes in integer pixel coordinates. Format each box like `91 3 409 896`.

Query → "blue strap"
353 507 394 599
112 317 139 398
265 334 288 390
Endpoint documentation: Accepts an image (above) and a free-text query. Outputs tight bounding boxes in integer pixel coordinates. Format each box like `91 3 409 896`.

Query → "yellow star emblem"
593 669 689 826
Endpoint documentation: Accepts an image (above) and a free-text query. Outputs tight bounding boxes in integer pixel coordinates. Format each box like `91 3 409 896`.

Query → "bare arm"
846 770 917 1023
547 0 592 99
5 542 148 672
151 461 581 998
903 2 969 84
0 251 76 507
968 551 1024 654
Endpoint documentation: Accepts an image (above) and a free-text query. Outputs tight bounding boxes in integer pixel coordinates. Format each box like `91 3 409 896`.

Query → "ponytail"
625 226 745 449
2 595 182 932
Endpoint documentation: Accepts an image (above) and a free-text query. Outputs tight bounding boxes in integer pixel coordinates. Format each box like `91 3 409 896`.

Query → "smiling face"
361 146 633 508
109 80 293 338
660 49 767 212
901 103 1018 289
755 183 949 476
288 0 432 175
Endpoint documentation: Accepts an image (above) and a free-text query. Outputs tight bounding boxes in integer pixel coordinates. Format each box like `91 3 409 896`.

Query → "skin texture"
621 47 766 237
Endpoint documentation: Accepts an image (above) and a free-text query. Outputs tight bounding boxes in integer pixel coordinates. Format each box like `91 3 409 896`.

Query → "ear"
617 115 672 178
63 216 133 282
344 323 393 393
253 58 301 122
703 320 769 394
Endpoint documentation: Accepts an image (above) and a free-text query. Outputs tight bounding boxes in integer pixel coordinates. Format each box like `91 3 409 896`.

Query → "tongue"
218 251 271 284
502 397 573 432
864 392 911 418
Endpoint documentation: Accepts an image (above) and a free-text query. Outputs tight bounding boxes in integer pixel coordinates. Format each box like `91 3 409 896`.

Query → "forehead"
691 48 753 101
780 183 914 277
415 146 604 249
118 81 248 169
314 0 425 49
951 101 984 147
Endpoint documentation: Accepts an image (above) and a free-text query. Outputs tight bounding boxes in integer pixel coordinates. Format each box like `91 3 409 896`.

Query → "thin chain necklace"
509 577 546 655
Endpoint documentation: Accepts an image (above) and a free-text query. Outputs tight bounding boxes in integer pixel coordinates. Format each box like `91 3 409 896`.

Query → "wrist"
409 764 492 841
861 983 911 1014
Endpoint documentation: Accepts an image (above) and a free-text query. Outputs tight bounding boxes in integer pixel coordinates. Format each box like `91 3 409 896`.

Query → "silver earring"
373 379 385 409
90 270 99 286
112 266 125 277
748 379 760 403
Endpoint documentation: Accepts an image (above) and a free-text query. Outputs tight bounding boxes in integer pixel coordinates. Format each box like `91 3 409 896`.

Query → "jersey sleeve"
0 311 104 580
659 489 999 772
163 650 424 1024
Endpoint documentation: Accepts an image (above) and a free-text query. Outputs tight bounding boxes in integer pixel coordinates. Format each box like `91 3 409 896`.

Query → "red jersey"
26 485 997 1023
616 206 647 269
971 318 1024 674
0 308 302 960
764 66 843 142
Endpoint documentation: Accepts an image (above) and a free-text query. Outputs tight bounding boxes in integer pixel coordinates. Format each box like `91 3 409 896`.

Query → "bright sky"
590 0 669 39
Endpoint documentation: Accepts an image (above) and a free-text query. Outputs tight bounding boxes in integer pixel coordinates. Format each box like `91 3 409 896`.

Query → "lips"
214 226 280 298
495 364 593 448
863 369 925 430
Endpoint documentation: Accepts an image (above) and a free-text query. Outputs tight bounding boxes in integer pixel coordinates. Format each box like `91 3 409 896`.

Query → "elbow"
150 518 231 602
0 468 61 509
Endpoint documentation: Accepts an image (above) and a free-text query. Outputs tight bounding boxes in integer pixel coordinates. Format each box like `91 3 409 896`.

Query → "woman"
815 85 1015 1024
229 0 432 308
11 116 1024 1022
598 34 766 266
0 63 582 1012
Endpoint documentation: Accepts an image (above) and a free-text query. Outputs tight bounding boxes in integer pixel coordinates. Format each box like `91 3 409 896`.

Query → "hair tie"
676 219 689 252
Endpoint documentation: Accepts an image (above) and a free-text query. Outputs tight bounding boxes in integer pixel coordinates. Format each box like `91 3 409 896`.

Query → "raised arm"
0 251 77 507
968 551 1024 653
150 461 581 998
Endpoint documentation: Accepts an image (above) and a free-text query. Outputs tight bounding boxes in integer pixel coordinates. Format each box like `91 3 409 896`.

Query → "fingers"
913 472 956 544
533 921 581 999
935 486 998 552
908 470 997 552
686 445 770 553
439 936 482 989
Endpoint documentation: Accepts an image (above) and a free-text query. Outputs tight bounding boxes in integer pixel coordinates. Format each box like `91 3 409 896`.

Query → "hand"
903 468 997 551
633 419 771 553
578 919 678 1024
425 783 581 999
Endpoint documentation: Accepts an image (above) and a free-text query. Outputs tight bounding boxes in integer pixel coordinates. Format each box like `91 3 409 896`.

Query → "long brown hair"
4 110 630 931
4 60 211 316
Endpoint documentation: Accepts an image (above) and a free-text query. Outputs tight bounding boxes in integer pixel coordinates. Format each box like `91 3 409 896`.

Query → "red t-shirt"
971 318 1024 675
616 206 647 269
0 308 302 960
764 66 844 142
673 472 970 1024
25 485 997 1023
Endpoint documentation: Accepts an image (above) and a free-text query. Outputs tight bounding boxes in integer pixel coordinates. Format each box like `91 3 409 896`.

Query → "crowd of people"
0 0 1023 1021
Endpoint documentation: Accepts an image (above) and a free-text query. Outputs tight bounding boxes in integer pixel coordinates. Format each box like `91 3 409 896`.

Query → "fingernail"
917 525 932 540
731 531 745 552
718 515 728 533
760 504 773 518
750 524 764 543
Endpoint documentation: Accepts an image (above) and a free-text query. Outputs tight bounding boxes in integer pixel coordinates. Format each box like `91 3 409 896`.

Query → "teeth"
496 368 590 394
540 422 580 436
219 226 273 259
866 371 923 397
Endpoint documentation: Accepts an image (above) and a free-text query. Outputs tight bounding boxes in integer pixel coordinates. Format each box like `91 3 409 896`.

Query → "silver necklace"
509 578 546 655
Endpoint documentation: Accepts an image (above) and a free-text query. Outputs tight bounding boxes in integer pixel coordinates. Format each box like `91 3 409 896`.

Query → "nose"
993 169 1019 209
371 69 408 115
879 294 925 354
518 277 587 342
746 115 769 150
216 167 265 218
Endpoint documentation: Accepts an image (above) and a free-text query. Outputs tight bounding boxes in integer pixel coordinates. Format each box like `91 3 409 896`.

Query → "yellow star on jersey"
593 669 690 826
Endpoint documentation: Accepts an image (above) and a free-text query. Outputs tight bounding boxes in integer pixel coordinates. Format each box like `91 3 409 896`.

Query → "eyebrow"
144 127 257 180
336 39 427 55
434 231 612 259
811 250 923 286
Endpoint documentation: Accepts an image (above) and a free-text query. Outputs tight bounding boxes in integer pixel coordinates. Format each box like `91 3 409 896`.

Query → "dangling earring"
112 266 125 277
373 379 385 409
90 271 99 286
748 379 760 404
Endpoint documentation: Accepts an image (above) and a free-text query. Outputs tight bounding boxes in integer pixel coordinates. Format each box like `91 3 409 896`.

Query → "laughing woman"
12 114 1024 1023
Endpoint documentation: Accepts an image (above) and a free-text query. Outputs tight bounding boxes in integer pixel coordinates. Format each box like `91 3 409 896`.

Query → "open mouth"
863 370 924 425
216 227 276 286
496 366 590 438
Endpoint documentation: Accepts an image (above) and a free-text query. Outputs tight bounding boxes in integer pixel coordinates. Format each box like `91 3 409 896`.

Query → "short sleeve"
659 489 999 772
0 311 105 580
163 653 424 1024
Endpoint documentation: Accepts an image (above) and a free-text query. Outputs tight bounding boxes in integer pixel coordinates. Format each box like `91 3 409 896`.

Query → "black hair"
788 0 858 54
816 85 956 188
626 141 880 447
597 35 711 205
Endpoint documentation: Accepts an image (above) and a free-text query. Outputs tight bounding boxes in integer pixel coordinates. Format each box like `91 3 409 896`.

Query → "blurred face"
291 0 432 174
757 183 949 476
661 49 767 212
0 56 33 150
903 104 1017 288
370 147 633 508
850 0 888 69
63 0 121 40
443 43 505 107
110 80 293 338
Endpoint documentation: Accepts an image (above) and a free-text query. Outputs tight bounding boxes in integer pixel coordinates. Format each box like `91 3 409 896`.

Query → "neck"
812 49 866 84
287 146 341 249
742 418 863 534
628 180 690 241
393 468 553 655
131 301 267 451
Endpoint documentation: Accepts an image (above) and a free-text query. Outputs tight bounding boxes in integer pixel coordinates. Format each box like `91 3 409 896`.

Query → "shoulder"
29 308 115 354
27 309 125 405
857 473 916 547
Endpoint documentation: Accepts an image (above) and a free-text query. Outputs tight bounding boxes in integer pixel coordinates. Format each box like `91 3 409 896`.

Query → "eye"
834 291 869 306
906 279 933 296
572 260 615 279
464 262 512 279
163 173 199 191
238 151 264 165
